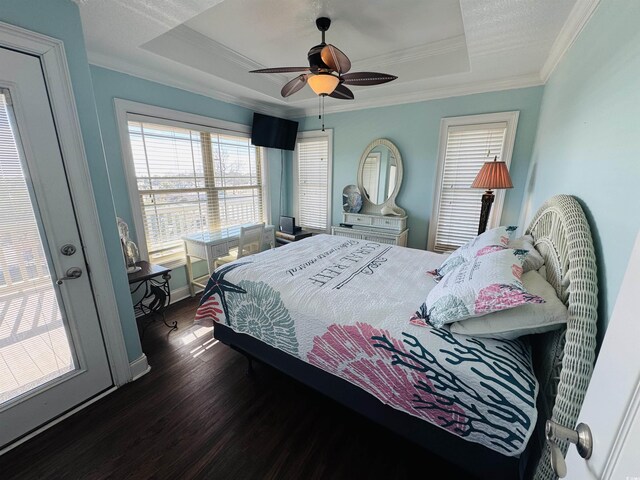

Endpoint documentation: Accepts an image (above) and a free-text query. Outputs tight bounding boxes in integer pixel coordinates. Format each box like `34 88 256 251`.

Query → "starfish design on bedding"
199 262 248 322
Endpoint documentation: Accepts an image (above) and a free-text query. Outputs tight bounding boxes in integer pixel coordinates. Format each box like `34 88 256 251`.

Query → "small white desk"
183 224 275 297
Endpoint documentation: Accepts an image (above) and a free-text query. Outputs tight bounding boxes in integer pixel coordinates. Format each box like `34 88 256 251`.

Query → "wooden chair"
214 223 265 269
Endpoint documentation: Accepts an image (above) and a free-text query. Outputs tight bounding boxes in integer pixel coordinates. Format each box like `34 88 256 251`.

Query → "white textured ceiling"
77 0 579 117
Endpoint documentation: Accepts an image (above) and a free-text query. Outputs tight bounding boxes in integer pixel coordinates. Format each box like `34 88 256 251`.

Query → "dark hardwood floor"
1 297 476 480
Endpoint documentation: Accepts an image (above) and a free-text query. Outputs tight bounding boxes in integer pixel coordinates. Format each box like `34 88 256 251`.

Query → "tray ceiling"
77 0 582 117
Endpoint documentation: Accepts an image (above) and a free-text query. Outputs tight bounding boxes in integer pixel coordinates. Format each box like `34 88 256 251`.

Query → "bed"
194 195 598 479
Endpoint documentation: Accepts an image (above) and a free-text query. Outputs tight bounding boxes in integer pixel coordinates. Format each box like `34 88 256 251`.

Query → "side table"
275 230 313 246
128 260 177 336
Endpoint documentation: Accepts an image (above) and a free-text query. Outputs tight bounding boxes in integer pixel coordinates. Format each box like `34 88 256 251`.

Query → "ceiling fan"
249 17 398 100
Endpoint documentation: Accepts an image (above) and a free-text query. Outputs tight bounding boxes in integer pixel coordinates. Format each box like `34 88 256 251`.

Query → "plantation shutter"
127 118 263 264
432 122 507 253
296 137 330 231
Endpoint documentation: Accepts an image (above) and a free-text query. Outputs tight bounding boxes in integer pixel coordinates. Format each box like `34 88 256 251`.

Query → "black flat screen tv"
251 112 299 151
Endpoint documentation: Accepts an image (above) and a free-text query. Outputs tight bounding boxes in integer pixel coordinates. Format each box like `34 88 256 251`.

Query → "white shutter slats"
297 138 329 231
127 120 263 264
433 123 508 253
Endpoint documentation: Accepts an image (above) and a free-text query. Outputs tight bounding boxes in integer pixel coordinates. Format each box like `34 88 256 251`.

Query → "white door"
564 230 640 479
0 47 112 448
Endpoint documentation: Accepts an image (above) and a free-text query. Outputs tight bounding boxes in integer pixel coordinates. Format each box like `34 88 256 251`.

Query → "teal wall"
0 0 142 361
523 0 640 335
296 87 544 249
90 66 287 296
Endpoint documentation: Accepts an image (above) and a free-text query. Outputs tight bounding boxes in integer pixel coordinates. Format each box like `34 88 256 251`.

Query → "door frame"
0 23 131 386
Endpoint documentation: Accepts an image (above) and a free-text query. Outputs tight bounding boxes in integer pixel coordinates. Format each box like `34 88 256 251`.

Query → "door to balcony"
0 46 112 449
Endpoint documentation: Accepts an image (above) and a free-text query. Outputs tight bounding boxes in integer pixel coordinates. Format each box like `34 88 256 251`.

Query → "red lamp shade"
471 156 513 190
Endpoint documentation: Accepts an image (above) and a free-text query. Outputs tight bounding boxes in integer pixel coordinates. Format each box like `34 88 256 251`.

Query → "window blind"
127 120 263 264
0 91 51 290
432 123 508 253
296 137 330 231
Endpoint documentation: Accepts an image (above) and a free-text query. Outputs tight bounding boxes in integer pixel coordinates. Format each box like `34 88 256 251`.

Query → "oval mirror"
357 139 405 216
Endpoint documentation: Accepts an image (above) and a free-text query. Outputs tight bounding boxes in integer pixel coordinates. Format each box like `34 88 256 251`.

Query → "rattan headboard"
525 195 598 480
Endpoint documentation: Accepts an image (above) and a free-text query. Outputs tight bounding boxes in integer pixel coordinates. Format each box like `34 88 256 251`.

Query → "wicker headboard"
525 195 598 480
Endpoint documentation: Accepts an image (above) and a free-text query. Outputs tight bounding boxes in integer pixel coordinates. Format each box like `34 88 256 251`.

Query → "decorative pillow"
412 248 545 329
449 270 567 339
509 234 545 272
428 225 517 280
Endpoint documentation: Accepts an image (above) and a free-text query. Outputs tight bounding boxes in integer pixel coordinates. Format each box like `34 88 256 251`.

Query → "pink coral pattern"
409 316 430 328
308 322 466 432
500 235 510 246
474 283 545 315
512 263 523 279
476 245 505 257
194 295 224 326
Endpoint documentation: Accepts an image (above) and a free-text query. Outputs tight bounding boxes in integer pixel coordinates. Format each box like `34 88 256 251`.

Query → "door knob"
56 267 83 285
60 244 77 256
545 420 593 478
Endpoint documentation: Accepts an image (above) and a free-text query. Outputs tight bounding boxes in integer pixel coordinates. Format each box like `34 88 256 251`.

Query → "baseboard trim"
129 353 150 381
170 285 204 305
0 386 117 456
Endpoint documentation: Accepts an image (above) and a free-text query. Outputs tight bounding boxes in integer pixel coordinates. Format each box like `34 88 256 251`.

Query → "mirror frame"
357 138 405 216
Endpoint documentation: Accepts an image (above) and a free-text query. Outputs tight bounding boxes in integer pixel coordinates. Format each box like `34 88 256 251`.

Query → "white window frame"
114 99 270 267
293 129 333 233
427 111 519 251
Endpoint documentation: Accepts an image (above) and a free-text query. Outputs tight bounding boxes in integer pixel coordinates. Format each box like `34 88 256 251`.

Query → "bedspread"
195 234 538 456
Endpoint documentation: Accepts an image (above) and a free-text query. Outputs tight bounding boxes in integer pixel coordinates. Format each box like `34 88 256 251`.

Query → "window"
428 112 519 253
117 101 266 266
294 130 332 232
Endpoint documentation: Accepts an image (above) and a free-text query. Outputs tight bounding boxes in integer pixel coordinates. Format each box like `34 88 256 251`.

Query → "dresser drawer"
371 216 406 231
362 234 396 245
343 213 373 226
331 226 364 240
332 226 409 246
342 212 406 232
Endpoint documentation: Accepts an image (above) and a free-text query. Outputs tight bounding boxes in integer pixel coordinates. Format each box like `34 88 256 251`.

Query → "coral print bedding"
195 234 538 456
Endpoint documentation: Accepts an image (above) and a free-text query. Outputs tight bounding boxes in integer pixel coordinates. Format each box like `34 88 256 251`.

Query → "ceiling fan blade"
250 67 311 74
321 44 351 74
329 84 354 100
341 72 398 86
281 74 309 97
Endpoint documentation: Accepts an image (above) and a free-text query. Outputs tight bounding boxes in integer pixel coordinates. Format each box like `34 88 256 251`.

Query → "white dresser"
331 212 408 246
335 138 409 246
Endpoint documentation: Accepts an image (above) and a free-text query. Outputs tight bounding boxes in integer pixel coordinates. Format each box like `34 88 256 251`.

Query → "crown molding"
293 73 543 117
87 51 301 118
89 49 541 120
354 35 467 71
540 0 601 82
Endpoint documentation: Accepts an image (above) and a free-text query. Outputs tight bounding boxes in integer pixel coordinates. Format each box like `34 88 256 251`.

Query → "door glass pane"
0 91 75 405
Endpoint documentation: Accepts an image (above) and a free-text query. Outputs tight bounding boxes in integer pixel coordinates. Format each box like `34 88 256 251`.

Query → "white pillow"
428 225 517 280
509 234 545 272
412 248 545 329
449 270 567 339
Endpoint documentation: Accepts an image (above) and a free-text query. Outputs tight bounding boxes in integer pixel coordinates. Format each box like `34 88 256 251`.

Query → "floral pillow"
413 248 545 329
509 234 545 272
449 270 567 339
428 225 517 280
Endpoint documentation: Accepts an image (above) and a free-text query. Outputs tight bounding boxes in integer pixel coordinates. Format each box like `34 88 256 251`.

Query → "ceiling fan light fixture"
307 73 339 95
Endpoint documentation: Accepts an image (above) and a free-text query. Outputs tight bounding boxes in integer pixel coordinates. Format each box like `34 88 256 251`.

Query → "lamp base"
478 190 495 235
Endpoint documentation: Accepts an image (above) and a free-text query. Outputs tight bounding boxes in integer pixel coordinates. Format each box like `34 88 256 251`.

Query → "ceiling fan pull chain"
318 94 321 119
322 95 325 132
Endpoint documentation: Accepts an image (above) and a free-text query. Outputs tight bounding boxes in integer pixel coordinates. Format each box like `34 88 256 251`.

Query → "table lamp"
471 156 513 234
